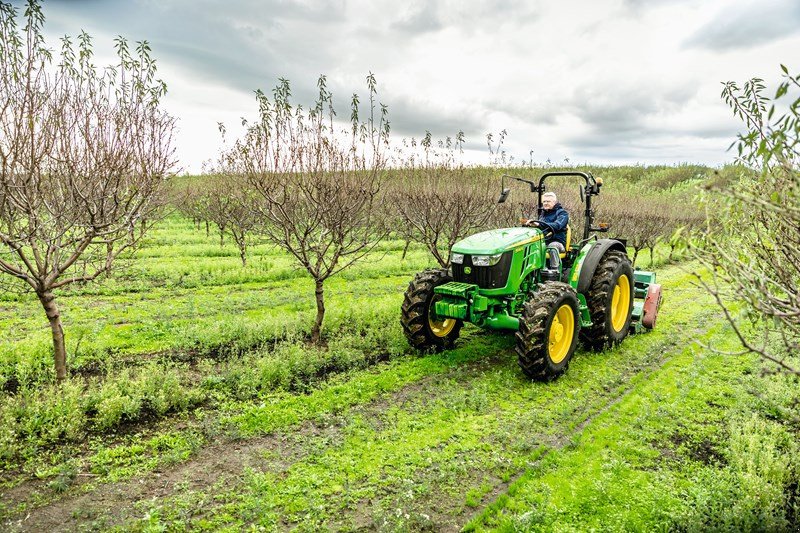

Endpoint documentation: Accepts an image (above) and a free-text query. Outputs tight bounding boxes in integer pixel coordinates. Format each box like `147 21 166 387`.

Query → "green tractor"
400 171 663 381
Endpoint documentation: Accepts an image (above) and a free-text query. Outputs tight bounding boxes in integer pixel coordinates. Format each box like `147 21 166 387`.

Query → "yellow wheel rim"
610 274 631 332
428 297 456 337
549 304 575 364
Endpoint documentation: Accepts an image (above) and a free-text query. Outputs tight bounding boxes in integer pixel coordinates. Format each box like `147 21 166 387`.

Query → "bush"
0 380 85 461
671 414 799 530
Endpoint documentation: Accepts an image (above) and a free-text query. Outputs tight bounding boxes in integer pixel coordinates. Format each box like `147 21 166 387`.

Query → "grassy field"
1 169 798 531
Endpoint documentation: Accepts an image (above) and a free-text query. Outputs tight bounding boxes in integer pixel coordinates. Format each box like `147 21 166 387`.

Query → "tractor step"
633 270 656 299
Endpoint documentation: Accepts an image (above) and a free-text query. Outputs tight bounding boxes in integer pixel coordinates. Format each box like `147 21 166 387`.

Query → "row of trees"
3 1 792 384
178 162 702 277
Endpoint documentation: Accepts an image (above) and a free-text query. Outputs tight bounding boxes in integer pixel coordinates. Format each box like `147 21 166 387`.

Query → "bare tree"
224 74 389 343
391 134 496 268
0 1 176 381
202 174 260 266
593 193 674 267
177 185 212 237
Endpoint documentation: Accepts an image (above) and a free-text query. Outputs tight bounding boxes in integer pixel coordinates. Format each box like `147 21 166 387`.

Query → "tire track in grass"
464 323 755 531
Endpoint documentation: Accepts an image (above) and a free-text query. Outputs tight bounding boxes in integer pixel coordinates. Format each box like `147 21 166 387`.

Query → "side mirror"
497 187 510 203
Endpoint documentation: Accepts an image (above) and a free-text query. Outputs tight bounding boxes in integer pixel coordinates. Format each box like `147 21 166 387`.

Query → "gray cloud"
562 110 740 165
380 94 485 141
622 0 698 13
548 80 737 163
570 82 697 133
683 0 800 51
391 3 442 34
46 0 345 98
25 0 797 170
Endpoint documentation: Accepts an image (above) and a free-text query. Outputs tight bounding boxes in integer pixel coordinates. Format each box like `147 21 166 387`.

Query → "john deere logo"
464 267 472 274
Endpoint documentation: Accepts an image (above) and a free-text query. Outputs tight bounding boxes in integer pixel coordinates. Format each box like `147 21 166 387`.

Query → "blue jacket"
539 203 569 247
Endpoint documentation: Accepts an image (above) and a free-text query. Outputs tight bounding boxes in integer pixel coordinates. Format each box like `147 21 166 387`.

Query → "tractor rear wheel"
401 269 462 351
516 282 580 381
581 250 634 350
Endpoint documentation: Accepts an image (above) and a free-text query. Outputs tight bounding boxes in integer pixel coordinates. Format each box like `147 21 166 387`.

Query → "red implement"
642 283 662 329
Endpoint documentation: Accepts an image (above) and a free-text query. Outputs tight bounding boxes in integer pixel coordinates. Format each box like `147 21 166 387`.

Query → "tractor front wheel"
516 282 581 381
401 269 462 351
581 250 634 350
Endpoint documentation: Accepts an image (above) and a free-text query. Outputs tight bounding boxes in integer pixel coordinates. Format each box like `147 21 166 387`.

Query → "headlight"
451 253 464 264
471 253 503 267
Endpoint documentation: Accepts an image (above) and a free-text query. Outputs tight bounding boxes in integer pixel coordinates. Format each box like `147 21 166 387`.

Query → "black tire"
516 282 581 381
401 269 463 351
581 250 634 351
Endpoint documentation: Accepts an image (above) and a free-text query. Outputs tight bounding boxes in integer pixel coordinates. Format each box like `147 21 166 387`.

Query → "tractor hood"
451 227 542 255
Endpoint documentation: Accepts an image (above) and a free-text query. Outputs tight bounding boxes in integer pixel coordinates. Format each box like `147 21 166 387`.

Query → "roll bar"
498 171 605 242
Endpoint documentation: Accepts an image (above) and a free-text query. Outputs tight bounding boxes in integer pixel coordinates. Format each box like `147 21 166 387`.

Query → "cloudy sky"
32 0 800 172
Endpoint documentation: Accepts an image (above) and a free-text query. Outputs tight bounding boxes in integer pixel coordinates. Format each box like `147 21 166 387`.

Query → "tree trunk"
649 246 655 267
238 238 247 267
429 244 448 268
631 249 639 268
401 239 411 260
311 279 325 344
205 220 210 237
38 290 67 382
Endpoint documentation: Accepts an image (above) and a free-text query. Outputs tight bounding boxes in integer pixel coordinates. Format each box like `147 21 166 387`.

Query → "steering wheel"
524 219 555 236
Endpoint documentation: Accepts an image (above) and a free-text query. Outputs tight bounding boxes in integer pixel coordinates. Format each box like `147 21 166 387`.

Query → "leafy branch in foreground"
691 66 800 375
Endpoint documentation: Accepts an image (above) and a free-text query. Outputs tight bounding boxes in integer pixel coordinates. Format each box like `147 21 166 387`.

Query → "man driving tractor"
524 191 569 269
526 191 569 253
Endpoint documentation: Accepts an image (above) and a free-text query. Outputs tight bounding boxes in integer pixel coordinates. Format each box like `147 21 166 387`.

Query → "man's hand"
523 219 540 227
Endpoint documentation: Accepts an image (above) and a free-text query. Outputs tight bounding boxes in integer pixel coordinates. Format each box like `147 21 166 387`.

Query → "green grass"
465 328 799 531
1 169 797 531
87 265 769 531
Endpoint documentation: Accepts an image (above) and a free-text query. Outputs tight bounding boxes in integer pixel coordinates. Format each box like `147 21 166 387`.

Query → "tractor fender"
576 239 628 294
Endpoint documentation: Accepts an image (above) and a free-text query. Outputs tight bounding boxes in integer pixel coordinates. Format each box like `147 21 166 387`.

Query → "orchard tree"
391 133 495 268
0 1 176 381
224 74 389 343
200 174 260 266
178 186 212 237
692 67 800 375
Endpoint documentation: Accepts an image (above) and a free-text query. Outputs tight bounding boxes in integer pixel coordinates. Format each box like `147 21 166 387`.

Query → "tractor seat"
559 226 572 258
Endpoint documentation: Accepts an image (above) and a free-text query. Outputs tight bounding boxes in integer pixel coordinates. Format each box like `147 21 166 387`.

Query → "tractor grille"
452 251 513 289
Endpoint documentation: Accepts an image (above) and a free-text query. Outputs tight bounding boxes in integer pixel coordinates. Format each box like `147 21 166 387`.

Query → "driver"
526 192 569 253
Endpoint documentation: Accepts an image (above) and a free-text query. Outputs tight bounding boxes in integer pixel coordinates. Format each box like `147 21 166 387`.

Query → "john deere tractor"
400 171 662 381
